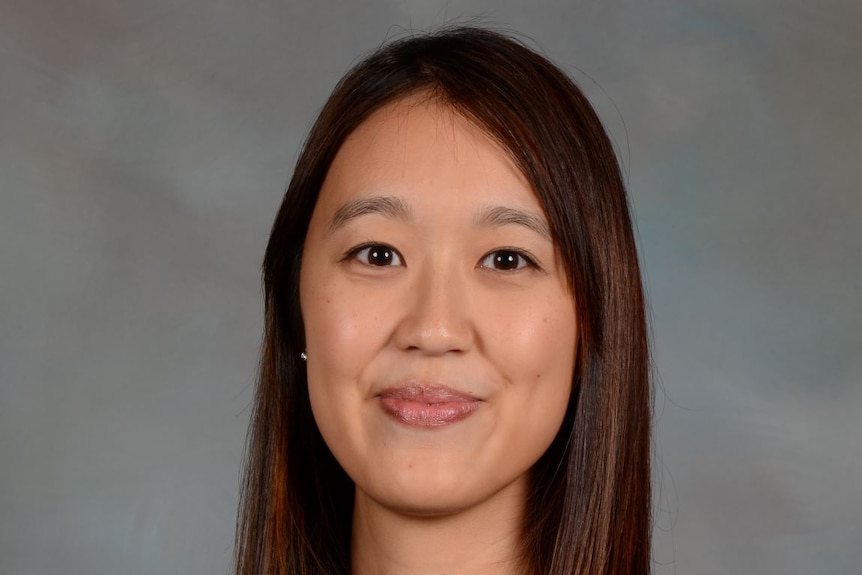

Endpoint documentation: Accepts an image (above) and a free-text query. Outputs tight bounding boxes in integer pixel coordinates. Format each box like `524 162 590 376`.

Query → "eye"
348 243 404 267
478 249 539 272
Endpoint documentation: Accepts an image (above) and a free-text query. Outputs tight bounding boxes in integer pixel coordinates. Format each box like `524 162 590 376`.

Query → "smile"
377 384 481 428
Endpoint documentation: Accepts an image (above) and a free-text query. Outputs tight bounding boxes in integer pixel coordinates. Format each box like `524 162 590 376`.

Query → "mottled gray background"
1 1 859 574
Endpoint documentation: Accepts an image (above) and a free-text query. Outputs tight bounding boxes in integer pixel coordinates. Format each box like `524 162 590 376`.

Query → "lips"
377 384 481 428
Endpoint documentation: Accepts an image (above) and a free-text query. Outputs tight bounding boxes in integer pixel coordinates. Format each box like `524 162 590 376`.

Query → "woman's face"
299 96 578 516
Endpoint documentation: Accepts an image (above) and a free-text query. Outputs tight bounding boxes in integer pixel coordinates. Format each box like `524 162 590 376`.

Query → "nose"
392 265 474 356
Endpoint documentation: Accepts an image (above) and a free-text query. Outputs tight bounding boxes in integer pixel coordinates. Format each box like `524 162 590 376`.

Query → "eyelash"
343 243 542 272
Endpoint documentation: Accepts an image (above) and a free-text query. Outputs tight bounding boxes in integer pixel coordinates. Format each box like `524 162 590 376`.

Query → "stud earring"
300 351 308 361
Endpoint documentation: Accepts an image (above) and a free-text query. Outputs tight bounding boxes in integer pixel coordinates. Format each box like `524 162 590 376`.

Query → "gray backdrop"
2 1 860 574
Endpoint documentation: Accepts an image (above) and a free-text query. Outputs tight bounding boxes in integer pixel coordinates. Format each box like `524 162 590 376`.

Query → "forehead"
316 95 540 215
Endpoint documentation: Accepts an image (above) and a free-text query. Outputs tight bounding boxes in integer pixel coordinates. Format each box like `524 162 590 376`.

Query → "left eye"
479 250 536 271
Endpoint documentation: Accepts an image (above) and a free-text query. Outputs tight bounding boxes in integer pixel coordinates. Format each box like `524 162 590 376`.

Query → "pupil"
370 248 391 265
496 252 517 269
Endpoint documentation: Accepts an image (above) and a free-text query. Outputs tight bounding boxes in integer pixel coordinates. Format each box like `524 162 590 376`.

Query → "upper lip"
377 383 480 404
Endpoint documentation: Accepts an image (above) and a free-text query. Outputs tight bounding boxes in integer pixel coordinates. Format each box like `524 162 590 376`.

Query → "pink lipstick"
378 384 480 427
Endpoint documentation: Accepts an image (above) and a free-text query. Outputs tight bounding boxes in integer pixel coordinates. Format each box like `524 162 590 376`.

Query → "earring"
300 351 308 361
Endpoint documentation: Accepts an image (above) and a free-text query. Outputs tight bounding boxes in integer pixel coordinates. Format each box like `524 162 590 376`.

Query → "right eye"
347 244 404 267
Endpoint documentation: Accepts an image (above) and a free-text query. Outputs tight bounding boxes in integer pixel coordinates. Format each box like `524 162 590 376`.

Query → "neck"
350 481 530 575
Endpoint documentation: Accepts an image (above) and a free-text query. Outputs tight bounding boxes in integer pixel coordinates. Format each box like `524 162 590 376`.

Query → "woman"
236 27 651 574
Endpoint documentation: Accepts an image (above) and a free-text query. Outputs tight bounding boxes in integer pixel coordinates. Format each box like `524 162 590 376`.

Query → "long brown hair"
236 26 651 574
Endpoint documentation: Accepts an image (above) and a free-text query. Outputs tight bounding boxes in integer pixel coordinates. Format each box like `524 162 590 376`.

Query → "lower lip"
379 397 480 427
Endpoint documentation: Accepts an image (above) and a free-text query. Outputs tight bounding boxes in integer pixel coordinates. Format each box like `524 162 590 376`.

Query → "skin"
299 95 578 574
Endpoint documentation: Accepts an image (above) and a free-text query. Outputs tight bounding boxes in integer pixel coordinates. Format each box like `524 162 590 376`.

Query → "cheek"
498 305 578 379
490 297 578 429
305 293 360 358
300 279 373 466
300 271 396 419
301 271 382 366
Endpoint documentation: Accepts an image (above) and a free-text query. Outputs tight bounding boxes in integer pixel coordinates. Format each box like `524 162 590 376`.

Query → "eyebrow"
474 205 552 241
328 195 413 233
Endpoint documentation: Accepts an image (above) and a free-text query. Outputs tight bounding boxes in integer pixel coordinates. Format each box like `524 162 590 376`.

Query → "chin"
357 463 526 519
366 485 483 518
